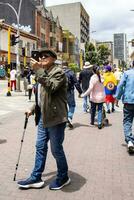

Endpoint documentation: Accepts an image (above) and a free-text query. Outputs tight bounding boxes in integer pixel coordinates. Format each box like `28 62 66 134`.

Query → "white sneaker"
89 124 95 127
128 141 134 153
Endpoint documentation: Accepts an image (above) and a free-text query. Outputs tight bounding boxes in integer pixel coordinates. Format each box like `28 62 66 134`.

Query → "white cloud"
46 0 134 41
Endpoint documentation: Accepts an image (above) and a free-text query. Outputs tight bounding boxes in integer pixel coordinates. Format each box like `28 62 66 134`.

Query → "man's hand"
80 94 84 98
78 93 81 98
25 109 32 117
115 99 119 107
30 58 42 71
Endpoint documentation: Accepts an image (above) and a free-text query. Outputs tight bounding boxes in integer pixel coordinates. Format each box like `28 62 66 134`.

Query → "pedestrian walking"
10 67 17 91
17 49 70 190
81 65 105 129
103 65 117 113
62 61 82 129
23 68 28 96
115 65 134 153
79 61 93 113
27 71 36 102
114 67 122 85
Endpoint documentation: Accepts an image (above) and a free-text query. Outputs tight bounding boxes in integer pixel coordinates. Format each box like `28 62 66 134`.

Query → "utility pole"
22 47 26 67
7 27 11 96
80 50 83 70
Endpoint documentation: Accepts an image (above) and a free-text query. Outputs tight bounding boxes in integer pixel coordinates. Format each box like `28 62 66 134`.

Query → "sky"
46 0 134 42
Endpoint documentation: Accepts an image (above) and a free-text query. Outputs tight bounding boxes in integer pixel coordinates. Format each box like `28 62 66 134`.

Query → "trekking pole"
13 114 29 181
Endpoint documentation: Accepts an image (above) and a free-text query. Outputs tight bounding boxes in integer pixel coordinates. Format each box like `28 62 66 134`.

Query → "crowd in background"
1 49 133 190
1 58 134 154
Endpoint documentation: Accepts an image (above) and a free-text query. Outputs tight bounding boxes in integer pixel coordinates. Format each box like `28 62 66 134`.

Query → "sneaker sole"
128 146 134 153
89 124 95 127
49 178 71 190
18 181 45 189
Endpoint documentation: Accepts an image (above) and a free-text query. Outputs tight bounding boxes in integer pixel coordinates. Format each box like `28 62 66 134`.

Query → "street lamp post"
0 0 23 91
90 30 96 42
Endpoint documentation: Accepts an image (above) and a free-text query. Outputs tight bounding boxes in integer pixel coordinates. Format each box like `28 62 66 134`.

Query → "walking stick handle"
24 115 28 129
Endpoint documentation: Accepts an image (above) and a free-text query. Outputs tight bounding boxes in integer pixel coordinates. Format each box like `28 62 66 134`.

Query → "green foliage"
85 42 111 66
85 42 97 64
97 45 111 65
68 63 80 73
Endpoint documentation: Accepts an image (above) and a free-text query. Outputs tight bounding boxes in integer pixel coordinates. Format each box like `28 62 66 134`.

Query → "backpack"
65 70 73 91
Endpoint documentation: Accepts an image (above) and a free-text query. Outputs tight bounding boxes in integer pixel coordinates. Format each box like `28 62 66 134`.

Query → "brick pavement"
0 82 134 200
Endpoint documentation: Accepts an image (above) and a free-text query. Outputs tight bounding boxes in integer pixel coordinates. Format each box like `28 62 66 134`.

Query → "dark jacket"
64 68 82 94
31 65 68 128
79 68 93 92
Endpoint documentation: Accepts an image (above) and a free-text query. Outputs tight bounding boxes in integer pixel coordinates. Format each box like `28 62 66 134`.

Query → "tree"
68 63 80 73
85 42 98 64
85 42 111 66
97 45 111 65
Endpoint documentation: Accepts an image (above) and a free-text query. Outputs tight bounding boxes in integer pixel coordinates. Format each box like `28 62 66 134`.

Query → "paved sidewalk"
0 84 134 200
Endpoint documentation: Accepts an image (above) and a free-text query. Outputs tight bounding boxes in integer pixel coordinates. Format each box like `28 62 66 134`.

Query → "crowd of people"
8 49 133 190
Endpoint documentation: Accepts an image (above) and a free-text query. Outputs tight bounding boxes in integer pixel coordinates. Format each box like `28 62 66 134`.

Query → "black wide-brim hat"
39 49 57 59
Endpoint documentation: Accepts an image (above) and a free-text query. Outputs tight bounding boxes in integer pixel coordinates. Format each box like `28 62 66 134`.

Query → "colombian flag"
103 72 117 102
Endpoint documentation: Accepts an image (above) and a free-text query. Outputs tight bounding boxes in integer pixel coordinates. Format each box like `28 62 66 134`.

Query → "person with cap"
115 64 134 153
17 49 70 190
62 61 82 129
79 61 93 113
103 65 117 113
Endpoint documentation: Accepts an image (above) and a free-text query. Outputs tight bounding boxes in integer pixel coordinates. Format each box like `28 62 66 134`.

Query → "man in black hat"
17 49 70 190
79 61 93 113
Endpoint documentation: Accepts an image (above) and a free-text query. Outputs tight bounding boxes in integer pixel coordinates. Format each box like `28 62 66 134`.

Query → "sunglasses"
40 54 50 59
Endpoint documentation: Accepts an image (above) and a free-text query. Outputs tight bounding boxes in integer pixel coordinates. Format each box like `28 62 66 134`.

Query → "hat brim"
83 65 93 69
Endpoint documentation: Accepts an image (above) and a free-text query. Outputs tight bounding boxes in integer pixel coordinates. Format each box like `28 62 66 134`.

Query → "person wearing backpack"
62 61 82 129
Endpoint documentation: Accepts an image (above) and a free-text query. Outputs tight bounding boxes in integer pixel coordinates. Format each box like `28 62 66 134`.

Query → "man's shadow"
72 123 89 129
42 170 86 192
0 139 7 144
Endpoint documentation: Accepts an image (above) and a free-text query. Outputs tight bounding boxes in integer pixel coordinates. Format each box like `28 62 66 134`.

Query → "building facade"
113 33 127 63
0 23 38 67
0 0 63 52
0 0 36 34
35 6 63 54
62 30 79 64
47 2 90 49
0 0 81 64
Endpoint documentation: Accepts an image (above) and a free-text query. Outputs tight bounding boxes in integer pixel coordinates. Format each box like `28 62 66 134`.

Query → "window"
50 37 56 47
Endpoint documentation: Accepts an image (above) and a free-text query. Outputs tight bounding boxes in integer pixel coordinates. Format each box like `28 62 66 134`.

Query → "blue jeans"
123 104 134 144
67 90 75 120
31 117 68 181
90 102 103 125
83 96 90 112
